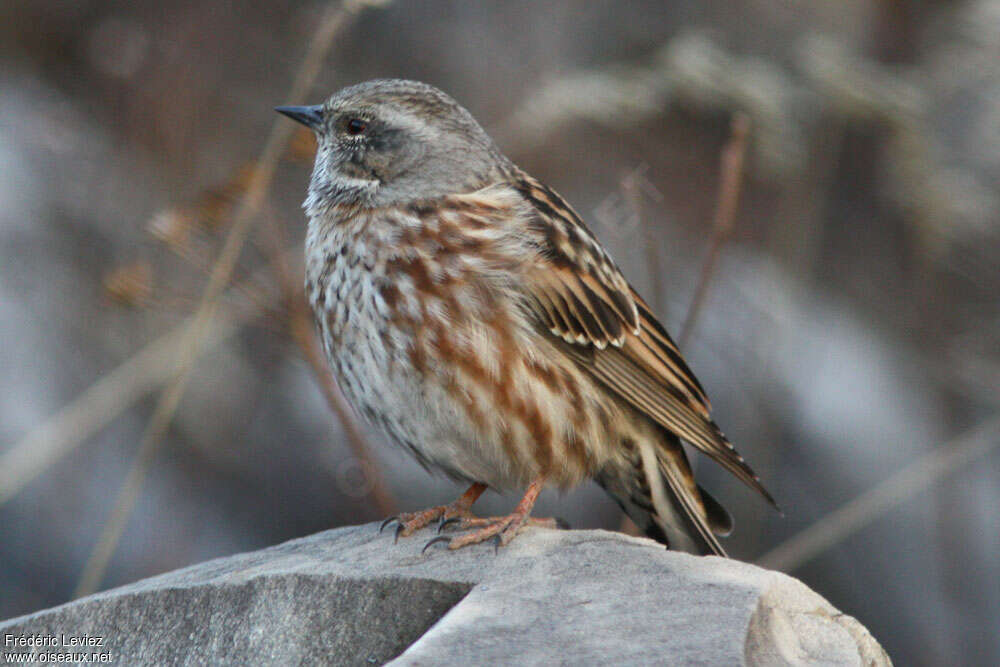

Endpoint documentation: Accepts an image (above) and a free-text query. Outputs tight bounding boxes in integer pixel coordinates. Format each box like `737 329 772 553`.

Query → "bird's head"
277 79 506 216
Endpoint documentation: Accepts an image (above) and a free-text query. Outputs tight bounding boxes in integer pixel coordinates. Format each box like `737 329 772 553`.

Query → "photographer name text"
5 634 104 649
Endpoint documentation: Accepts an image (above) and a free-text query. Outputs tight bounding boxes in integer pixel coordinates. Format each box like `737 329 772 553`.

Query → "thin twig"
623 115 750 537
73 1 377 599
290 308 397 515
1 245 303 511
260 211 396 516
616 119 750 536
756 415 1000 572
0 316 235 506
679 113 751 347
620 164 667 313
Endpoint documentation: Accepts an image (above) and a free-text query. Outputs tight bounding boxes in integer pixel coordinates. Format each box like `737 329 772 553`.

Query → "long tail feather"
595 430 730 557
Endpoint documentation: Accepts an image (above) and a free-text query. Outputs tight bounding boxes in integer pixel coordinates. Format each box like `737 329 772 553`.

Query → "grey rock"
0 525 889 666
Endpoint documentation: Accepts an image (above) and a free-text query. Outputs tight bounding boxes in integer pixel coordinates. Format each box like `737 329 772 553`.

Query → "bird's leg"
425 477 556 551
380 482 487 541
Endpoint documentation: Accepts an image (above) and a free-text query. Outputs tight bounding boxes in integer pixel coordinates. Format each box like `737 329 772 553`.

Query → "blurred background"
2 0 999 663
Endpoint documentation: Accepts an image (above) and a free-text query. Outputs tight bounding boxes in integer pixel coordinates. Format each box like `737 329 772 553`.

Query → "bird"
276 79 776 556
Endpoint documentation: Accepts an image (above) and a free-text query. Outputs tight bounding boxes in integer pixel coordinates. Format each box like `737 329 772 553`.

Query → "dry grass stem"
73 0 380 599
261 213 396 517
757 415 1000 572
2 242 306 514
679 113 751 347
620 118 749 537
0 315 235 506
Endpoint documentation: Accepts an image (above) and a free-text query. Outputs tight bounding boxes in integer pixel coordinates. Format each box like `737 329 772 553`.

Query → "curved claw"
491 534 503 555
422 535 452 554
394 523 406 544
379 516 399 534
437 516 463 534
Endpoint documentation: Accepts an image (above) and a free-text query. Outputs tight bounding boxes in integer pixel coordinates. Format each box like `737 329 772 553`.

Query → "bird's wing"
508 174 775 507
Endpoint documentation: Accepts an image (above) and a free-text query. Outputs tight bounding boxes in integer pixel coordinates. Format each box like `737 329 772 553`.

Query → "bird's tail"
595 429 733 556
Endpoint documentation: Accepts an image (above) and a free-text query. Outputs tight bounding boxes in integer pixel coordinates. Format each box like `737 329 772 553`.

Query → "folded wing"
510 174 776 509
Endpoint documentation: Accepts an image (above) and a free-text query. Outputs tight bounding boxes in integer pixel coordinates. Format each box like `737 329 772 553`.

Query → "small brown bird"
277 79 775 556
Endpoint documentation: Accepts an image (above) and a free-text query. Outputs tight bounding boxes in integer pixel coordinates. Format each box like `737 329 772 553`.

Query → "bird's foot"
422 477 553 552
426 515 560 552
379 482 486 542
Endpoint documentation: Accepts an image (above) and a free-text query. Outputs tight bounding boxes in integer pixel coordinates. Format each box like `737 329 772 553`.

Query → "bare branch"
74 0 382 599
615 119 749 537
290 310 397 516
679 112 751 347
261 210 396 517
0 315 235 506
756 415 1000 572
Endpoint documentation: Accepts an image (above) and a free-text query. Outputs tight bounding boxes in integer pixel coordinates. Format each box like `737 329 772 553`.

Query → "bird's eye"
346 118 367 135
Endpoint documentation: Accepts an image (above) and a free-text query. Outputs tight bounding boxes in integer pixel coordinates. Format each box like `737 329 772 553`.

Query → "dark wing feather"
512 177 639 349
511 173 776 509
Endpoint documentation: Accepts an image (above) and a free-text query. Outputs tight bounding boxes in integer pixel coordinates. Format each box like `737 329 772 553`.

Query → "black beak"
275 105 324 129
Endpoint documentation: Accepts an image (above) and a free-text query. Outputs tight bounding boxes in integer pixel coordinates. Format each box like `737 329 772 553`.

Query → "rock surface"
0 525 889 666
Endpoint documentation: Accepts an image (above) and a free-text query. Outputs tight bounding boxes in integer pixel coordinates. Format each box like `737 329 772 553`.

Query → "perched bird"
277 79 776 556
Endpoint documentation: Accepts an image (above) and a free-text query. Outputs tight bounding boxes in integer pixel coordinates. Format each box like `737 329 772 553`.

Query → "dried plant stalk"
679 113 751 347
757 416 1000 572
261 210 396 517
74 0 385 599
